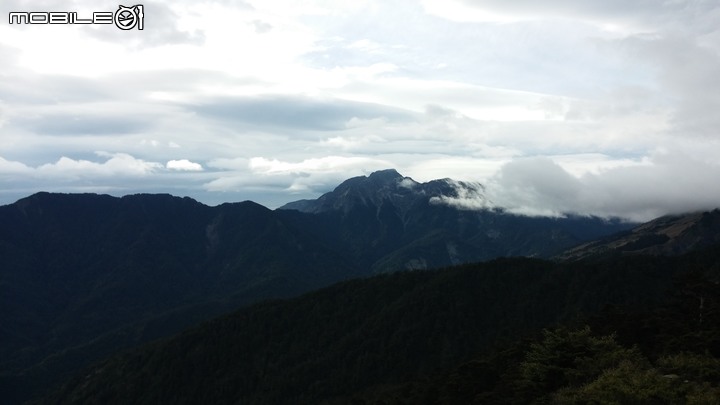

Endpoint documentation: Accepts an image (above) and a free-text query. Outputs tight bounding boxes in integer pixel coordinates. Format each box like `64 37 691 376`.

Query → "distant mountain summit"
279 168 489 215
277 169 633 273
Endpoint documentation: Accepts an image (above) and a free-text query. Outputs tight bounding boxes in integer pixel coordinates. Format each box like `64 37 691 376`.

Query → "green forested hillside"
39 245 720 404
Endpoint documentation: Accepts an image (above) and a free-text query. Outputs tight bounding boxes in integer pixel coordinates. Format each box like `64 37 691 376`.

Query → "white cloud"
0 0 718 219
206 157 249 170
487 150 720 221
320 134 387 150
167 159 203 171
421 0 526 24
398 177 418 189
609 34 720 139
36 153 162 178
421 0 708 34
402 156 510 184
204 155 393 196
429 180 491 210
0 156 33 174
248 155 391 175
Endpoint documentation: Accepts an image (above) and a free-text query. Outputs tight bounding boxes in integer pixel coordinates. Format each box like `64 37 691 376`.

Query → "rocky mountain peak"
278 169 487 215
366 168 403 183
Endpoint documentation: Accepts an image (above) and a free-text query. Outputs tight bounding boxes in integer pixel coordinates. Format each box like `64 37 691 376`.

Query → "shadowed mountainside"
0 170 676 403
278 169 634 273
0 192 359 404
36 245 720 404
556 209 720 261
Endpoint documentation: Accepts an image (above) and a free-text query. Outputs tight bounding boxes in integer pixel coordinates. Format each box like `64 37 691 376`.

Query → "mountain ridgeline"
2 169 716 403
0 192 360 404
278 169 633 272
556 209 720 261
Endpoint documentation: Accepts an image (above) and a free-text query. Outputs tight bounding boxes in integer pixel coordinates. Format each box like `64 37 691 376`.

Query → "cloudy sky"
1 0 719 220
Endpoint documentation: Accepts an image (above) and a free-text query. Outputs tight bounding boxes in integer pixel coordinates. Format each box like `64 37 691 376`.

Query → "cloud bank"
0 0 718 220
488 151 720 221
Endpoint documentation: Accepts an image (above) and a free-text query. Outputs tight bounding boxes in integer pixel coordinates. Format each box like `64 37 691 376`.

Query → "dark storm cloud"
192 95 415 131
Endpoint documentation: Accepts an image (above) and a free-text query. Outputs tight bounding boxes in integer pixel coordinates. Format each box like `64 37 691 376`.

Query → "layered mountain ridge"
278 169 632 272
0 192 359 404
4 169 714 403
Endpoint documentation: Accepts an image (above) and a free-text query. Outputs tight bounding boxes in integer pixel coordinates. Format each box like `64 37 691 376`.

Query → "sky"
1 0 719 221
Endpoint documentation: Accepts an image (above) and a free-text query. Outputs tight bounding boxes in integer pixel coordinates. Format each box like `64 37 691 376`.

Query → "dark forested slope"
347 247 720 404
1 171 637 403
40 245 720 405
0 192 359 404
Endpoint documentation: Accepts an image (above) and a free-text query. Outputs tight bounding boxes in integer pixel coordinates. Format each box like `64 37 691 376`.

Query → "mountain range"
0 193 358 403
277 169 633 272
2 169 718 403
